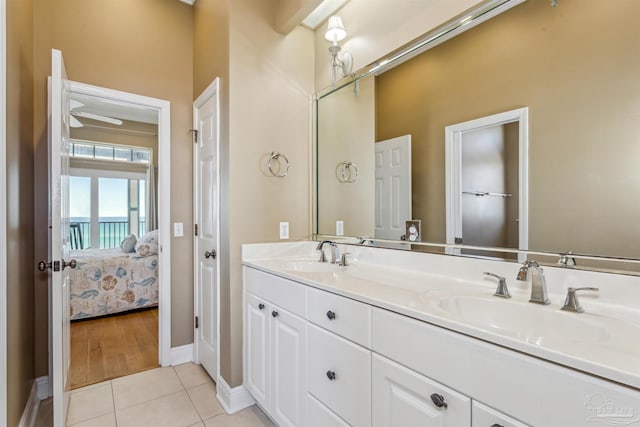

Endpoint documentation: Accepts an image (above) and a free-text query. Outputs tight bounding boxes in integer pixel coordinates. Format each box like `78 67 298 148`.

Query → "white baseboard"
216 376 255 415
18 379 41 427
170 344 194 366
36 376 49 400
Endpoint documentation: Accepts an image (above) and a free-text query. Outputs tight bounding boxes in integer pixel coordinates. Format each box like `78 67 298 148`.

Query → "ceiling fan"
70 99 124 128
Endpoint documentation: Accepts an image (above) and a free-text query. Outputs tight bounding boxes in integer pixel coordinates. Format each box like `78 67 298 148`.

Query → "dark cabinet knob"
326 370 336 380
430 393 448 409
258 303 265 310
326 310 336 320
271 311 279 318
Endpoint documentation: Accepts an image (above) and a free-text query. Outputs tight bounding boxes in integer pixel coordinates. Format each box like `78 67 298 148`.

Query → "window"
69 141 152 249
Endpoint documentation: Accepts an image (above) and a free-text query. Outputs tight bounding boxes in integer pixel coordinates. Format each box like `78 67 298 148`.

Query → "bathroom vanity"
242 242 640 427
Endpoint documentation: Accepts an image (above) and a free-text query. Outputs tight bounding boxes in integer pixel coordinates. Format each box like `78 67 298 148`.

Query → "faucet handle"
484 272 511 298
561 287 599 313
339 252 351 267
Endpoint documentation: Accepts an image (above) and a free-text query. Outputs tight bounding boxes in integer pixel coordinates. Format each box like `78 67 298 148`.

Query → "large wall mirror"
315 0 640 272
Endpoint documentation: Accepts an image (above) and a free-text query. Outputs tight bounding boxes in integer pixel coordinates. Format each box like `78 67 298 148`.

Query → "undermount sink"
282 261 340 273
428 295 614 347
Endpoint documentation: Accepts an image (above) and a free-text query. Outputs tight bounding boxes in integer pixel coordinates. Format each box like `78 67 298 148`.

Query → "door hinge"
195 224 198 236
188 129 198 144
195 316 199 329
455 237 463 244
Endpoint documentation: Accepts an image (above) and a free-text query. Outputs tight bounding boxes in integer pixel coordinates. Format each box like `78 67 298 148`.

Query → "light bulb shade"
325 15 347 42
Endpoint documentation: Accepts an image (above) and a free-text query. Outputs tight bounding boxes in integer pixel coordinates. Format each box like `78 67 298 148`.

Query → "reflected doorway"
445 107 529 260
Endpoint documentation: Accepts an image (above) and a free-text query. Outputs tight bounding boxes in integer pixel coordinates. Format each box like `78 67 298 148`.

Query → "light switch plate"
336 220 344 236
279 222 289 239
174 222 184 237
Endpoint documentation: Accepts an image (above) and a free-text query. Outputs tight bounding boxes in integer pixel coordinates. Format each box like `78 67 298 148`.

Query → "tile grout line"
110 380 118 427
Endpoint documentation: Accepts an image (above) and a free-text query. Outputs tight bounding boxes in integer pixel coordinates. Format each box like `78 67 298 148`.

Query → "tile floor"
37 363 274 427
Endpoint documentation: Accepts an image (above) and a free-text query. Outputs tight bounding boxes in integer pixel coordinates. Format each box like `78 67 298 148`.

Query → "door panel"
375 135 412 241
195 82 219 380
50 48 72 427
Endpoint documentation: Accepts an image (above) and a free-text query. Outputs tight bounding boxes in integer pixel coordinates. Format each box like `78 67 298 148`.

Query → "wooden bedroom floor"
69 307 159 389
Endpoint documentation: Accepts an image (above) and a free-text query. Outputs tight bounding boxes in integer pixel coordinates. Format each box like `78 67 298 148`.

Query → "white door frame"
445 107 529 257
192 78 221 383
62 81 172 366
0 0 7 422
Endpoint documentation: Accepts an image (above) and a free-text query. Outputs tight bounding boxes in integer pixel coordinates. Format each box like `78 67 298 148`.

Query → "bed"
69 247 159 320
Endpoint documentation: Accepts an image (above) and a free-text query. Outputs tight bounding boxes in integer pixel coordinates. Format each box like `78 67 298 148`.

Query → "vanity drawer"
306 286 372 348
372 354 471 427
307 323 371 427
306 393 351 427
472 401 529 427
244 266 305 318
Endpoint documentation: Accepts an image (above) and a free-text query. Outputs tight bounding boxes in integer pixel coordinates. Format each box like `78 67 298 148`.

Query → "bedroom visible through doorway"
65 88 166 389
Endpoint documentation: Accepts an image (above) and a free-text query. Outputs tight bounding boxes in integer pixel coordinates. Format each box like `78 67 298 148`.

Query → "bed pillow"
135 230 159 257
120 234 137 253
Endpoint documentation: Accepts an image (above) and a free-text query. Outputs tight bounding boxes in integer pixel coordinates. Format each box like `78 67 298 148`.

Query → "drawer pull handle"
272 311 279 318
326 310 336 320
258 303 265 310
430 393 448 409
326 370 336 381
490 424 504 427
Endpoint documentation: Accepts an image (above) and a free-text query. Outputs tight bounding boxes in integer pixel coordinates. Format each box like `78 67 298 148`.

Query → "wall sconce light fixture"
325 15 353 85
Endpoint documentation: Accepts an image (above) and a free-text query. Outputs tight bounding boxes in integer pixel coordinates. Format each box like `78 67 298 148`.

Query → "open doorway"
63 83 171 389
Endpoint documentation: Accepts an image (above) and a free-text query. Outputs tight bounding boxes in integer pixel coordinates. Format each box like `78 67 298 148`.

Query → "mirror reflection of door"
460 123 519 259
375 135 412 241
445 107 528 260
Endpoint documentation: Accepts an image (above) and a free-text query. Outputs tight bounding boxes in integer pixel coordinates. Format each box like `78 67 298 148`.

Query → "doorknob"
37 261 52 271
63 259 77 269
204 249 217 259
37 259 77 271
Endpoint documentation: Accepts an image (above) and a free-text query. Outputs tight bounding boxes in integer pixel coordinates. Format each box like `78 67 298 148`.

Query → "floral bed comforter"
69 248 159 320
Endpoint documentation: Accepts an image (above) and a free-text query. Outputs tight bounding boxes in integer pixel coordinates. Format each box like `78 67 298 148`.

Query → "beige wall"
33 0 194 376
313 0 482 90
227 0 314 386
317 76 374 237
6 0 35 424
194 0 314 387
376 0 640 259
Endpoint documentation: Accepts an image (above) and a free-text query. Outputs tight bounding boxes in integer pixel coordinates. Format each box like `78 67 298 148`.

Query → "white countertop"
242 241 640 390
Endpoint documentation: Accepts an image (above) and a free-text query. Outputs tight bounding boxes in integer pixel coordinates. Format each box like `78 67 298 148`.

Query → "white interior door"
49 48 73 427
375 135 412 240
193 79 220 380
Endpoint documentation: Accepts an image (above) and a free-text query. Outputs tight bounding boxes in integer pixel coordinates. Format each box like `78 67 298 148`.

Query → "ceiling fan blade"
72 111 123 126
70 99 84 110
70 116 84 128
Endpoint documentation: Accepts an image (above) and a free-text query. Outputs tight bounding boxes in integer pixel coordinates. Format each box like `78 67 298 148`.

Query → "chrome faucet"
517 260 550 305
558 252 577 267
561 287 599 313
316 240 340 263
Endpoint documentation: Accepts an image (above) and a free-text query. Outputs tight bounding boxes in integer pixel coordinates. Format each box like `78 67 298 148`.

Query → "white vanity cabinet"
372 354 471 427
472 401 528 427
244 268 307 427
243 264 640 427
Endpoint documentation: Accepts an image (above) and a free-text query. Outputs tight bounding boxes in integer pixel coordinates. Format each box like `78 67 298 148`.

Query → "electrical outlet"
336 220 344 236
279 222 289 239
174 222 184 237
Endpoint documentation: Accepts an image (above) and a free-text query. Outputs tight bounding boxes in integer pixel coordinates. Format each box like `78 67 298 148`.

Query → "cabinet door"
372 354 471 427
307 394 351 427
245 293 270 410
472 401 529 427
271 304 307 427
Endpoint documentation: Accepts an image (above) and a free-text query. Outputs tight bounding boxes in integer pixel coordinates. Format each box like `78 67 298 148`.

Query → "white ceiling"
70 93 159 125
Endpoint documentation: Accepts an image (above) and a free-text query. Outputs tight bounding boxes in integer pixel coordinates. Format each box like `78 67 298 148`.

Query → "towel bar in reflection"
462 191 512 198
